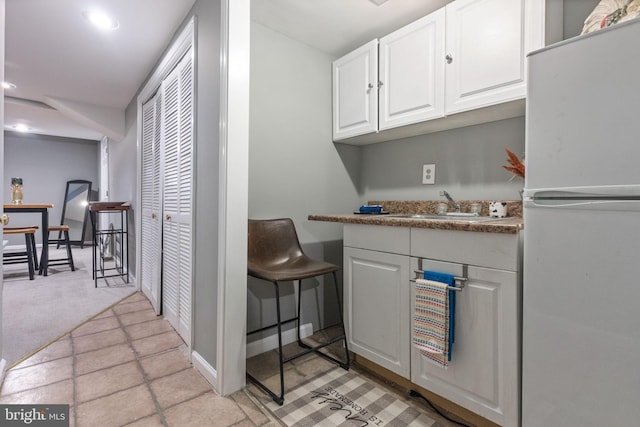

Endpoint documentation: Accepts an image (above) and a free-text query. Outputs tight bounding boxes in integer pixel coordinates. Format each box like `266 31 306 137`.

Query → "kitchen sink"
388 213 501 222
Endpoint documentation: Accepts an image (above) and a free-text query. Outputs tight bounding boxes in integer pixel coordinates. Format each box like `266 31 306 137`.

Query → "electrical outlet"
422 164 435 184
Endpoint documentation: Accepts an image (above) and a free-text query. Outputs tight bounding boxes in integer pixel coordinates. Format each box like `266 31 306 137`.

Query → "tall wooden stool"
3 227 38 280
46 225 75 271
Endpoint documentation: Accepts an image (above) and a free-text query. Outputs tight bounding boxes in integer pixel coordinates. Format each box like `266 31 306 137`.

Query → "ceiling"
4 0 197 141
4 0 450 141
252 0 451 57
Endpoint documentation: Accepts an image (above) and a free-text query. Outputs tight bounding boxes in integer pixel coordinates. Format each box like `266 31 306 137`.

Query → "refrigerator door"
525 20 640 191
522 201 640 426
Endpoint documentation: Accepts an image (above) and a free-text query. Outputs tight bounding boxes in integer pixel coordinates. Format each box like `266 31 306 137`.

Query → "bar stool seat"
247 218 350 405
3 227 38 280
46 225 75 271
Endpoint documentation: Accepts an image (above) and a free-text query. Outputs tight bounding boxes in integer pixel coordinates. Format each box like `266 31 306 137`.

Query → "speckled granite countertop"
309 200 524 234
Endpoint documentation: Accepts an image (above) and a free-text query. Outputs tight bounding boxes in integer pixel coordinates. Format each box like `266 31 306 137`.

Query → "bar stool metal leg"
63 229 75 271
29 232 39 271
246 280 286 405
25 233 35 280
246 273 350 406
296 273 351 370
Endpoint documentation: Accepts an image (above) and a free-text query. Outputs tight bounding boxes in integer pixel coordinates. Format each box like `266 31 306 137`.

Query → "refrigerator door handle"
524 185 640 200
525 190 640 212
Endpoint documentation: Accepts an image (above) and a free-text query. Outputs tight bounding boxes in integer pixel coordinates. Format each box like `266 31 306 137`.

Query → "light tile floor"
0 292 278 427
0 292 464 427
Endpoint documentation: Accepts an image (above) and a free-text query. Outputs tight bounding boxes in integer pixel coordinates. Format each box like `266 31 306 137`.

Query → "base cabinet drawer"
344 246 410 377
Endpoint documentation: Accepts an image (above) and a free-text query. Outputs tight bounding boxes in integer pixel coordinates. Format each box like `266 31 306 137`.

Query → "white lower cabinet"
343 225 411 377
343 224 521 427
410 259 519 427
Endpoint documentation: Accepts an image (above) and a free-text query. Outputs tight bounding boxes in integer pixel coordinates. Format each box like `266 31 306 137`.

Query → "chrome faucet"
440 190 460 213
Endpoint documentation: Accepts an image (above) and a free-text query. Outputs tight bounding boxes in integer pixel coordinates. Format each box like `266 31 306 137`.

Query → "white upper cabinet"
379 8 445 130
332 0 559 144
445 0 527 114
332 40 378 140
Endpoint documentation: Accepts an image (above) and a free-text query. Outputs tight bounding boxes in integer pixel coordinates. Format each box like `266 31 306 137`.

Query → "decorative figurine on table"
10 177 23 204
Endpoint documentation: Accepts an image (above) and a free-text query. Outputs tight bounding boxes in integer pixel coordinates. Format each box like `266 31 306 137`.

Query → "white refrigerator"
522 19 640 427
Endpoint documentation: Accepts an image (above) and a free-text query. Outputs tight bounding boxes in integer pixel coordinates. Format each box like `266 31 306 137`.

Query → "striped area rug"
266 367 441 426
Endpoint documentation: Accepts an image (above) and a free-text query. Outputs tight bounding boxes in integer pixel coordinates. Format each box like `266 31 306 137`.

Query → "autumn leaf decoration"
502 148 525 179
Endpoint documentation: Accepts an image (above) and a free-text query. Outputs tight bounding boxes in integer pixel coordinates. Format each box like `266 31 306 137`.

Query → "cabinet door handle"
446 54 453 64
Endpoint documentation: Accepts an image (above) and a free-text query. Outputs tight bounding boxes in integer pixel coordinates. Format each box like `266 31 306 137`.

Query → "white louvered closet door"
161 48 194 345
140 93 162 314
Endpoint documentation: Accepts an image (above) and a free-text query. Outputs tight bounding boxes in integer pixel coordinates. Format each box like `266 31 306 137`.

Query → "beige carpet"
2 246 136 366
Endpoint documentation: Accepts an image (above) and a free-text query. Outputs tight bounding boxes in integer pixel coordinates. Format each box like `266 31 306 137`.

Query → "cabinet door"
344 247 410 377
140 93 162 315
445 0 527 114
411 263 519 427
332 40 378 140
379 8 445 130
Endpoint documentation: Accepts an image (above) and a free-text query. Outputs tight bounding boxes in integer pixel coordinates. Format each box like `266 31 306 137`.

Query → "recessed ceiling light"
12 124 31 133
82 10 119 30
2 81 16 89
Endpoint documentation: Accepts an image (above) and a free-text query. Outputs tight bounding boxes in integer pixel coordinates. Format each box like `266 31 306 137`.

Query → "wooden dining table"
4 203 54 276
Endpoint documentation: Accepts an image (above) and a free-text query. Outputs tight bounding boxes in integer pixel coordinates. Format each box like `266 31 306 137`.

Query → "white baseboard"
191 323 313 393
246 323 313 359
192 350 218 389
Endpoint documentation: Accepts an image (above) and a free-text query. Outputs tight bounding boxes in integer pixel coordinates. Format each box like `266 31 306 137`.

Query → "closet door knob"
165 214 172 221
446 54 453 64
151 213 157 219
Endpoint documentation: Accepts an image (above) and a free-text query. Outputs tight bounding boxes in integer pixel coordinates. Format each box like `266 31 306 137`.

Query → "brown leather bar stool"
46 225 75 271
3 227 37 280
247 218 350 405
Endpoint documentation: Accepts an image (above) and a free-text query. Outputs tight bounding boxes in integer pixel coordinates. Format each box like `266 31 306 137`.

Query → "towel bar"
412 269 467 292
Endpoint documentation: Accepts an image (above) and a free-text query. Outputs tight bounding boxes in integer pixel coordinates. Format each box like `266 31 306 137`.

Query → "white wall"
248 22 361 335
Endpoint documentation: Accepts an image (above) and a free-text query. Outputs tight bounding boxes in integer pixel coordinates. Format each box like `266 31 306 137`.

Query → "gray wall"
3 131 99 245
190 0 222 368
248 22 360 336
109 106 138 270
564 0 601 39
112 0 223 368
357 117 526 203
